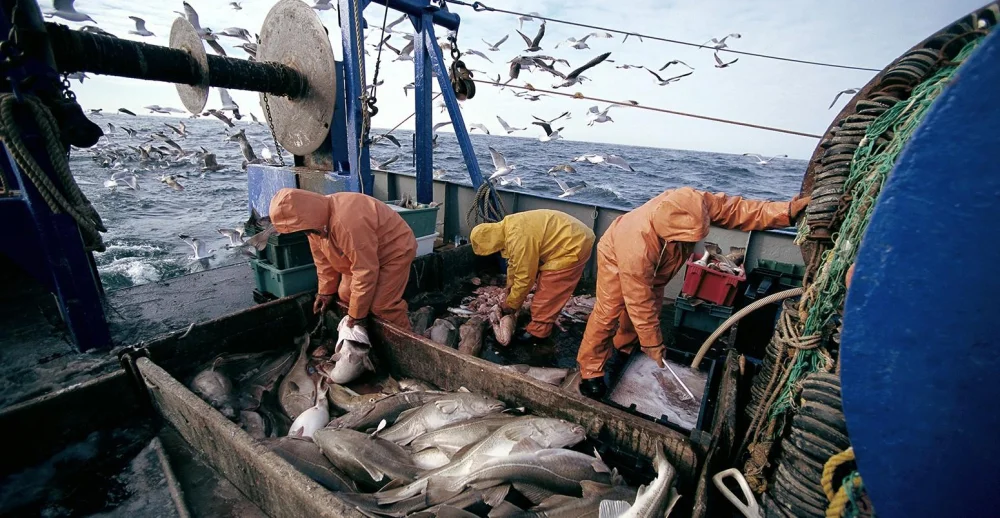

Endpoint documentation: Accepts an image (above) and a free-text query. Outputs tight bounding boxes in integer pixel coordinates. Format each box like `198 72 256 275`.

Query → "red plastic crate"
680 254 746 306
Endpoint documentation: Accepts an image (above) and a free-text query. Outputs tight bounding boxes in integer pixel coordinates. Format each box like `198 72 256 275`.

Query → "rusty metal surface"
257 0 338 155
607 353 707 431
169 17 209 114
136 357 363 518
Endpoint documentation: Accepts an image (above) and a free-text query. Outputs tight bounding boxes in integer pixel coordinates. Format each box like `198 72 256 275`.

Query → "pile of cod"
188 330 680 517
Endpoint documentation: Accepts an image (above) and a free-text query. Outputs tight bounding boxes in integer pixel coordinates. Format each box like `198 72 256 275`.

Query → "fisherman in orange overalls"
269 188 417 330
470 209 596 344
577 187 809 399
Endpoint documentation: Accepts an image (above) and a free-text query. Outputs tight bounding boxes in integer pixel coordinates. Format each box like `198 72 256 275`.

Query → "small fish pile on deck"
424 275 596 350
188 328 680 517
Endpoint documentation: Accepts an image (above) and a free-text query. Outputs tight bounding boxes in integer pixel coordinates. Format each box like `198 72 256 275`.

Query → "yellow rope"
826 474 863 518
822 447 856 501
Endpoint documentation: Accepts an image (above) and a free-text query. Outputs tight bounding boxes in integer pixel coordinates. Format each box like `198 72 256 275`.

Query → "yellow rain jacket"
470 209 596 309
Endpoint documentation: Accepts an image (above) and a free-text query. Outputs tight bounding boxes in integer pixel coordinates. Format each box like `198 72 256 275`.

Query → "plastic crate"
387 203 439 237
673 296 734 334
244 224 315 270
680 254 746 305
416 232 438 257
250 259 318 298
755 258 805 288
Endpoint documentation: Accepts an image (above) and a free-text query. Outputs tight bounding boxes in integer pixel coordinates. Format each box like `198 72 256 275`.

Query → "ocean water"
71 114 805 291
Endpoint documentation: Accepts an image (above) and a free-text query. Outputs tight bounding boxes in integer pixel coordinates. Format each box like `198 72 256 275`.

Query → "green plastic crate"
755 259 805 288
388 203 439 237
673 296 734 333
250 259 318 298
244 224 315 270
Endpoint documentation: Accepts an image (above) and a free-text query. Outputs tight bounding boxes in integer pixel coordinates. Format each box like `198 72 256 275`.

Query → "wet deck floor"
0 260 255 410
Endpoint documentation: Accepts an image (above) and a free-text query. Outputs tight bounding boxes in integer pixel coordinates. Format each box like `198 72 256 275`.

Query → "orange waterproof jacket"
470 209 596 309
269 189 416 319
604 187 793 347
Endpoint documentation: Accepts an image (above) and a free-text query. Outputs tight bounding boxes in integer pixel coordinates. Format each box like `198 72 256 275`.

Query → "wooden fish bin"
0 293 739 517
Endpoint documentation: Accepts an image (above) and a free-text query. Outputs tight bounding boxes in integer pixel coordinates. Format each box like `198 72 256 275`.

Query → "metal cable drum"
256 0 338 155
797 2 1000 280
741 4 1000 513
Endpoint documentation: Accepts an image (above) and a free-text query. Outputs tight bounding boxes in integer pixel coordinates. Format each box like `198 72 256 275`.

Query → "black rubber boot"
580 377 607 400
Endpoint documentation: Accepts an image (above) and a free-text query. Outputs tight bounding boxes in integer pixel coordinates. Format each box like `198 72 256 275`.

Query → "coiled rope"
467 180 506 226
0 94 106 251
741 32 986 496
822 448 866 518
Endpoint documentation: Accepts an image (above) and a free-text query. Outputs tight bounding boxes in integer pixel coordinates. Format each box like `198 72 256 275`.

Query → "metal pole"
43 23 306 99
423 24 485 187
367 0 461 31
413 14 434 205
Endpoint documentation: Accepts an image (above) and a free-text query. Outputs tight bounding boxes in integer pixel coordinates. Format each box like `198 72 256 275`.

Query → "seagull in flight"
218 228 246 247
164 122 187 138
44 0 96 23
470 123 490 135
482 35 508 51
646 68 692 86
219 27 252 42
587 105 615 126
312 0 335 11
498 176 522 188
66 72 88 83
551 52 612 88
572 153 635 171
179 235 215 268
464 49 493 63
371 154 401 170
743 153 788 165
713 52 738 68
118 108 137 116
487 147 516 180
532 111 571 127
496 116 525 134
547 164 576 175
554 178 586 198
828 88 862 109
205 109 236 128
556 33 611 50
218 89 242 119
202 153 224 172
88 108 103 116
659 60 694 72
128 17 155 37
181 2 210 38
701 33 741 50
105 171 139 191
230 2 242 10
518 12 541 29
516 23 546 52
614 63 645 70
235 42 257 58
535 122 563 143
161 174 186 191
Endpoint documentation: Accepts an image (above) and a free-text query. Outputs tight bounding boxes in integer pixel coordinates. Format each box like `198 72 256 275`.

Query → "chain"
261 93 285 166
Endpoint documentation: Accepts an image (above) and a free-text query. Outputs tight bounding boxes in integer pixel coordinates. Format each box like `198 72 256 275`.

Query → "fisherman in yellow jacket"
470 209 596 343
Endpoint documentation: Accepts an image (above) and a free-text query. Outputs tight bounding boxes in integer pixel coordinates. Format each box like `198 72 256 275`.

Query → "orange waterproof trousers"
335 253 414 330
576 246 665 379
525 247 592 339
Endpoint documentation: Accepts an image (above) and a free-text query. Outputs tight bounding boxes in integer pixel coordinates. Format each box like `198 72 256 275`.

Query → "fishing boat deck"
0 258 254 410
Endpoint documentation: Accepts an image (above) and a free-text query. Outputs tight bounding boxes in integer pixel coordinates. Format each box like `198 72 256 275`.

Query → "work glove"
313 294 334 315
641 343 666 368
789 195 811 221
346 315 369 329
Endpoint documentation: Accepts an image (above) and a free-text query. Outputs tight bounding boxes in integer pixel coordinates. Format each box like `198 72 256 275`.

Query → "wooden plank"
691 349 741 518
364 316 700 481
135 357 363 518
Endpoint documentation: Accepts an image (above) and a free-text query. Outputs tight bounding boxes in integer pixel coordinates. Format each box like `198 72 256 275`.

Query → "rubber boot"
580 377 607 400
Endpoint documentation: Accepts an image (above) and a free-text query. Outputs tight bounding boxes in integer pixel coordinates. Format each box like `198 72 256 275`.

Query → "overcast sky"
54 0 986 158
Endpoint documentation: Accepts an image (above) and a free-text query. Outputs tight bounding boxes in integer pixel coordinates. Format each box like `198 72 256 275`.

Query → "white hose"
690 287 805 369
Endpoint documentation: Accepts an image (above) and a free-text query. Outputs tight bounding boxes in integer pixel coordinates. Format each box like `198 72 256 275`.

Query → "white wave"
97 257 162 286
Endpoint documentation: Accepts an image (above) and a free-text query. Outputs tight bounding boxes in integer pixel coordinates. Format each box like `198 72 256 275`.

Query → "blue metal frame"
338 0 484 204
0 2 111 351
841 30 1000 518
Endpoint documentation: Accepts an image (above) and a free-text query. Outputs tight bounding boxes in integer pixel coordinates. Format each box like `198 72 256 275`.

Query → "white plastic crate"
416 232 438 257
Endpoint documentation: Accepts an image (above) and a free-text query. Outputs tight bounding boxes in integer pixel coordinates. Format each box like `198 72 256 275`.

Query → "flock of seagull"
46 0 818 262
